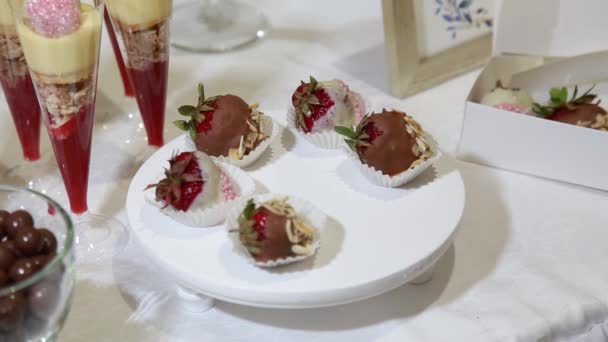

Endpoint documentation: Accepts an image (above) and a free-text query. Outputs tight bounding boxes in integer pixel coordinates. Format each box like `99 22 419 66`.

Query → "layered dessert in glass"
0 0 41 161
15 0 103 214
105 0 172 147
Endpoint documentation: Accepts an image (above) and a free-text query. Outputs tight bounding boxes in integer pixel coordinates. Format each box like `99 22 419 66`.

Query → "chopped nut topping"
230 103 268 160
262 197 315 255
0 34 28 82
403 114 434 168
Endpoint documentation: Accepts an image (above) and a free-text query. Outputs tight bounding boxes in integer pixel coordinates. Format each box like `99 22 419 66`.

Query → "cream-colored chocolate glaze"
0 0 22 27
16 4 100 82
106 0 171 28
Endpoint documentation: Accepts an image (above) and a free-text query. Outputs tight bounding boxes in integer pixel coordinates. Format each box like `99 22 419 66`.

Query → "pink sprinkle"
220 172 236 201
26 0 81 37
494 102 529 114
348 91 366 122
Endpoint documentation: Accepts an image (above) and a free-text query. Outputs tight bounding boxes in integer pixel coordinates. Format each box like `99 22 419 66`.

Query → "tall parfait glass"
105 0 173 147
14 0 124 260
0 0 42 163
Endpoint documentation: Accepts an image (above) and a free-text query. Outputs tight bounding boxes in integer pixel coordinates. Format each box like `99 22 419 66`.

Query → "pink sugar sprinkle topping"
220 172 236 201
349 91 366 122
26 0 81 37
494 102 529 114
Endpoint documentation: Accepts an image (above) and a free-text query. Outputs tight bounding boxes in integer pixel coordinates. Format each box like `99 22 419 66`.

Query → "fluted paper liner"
287 107 347 150
344 134 442 188
186 115 278 168
226 194 324 268
145 162 256 227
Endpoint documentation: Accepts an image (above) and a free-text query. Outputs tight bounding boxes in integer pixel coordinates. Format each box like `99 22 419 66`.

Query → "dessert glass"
105 0 173 147
103 8 133 98
171 0 268 52
0 184 75 342
15 0 102 215
14 0 125 261
0 0 42 162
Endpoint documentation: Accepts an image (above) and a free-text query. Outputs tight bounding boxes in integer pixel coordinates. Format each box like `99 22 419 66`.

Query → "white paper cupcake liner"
145 162 256 227
226 194 325 268
344 134 443 188
186 115 278 168
287 107 347 150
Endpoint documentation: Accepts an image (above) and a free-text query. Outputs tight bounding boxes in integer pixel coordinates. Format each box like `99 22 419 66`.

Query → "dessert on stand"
105 0 172 147
126 105 465 310
177 83 277 168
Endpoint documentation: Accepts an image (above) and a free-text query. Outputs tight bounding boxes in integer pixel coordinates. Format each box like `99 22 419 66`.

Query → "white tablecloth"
1 1 607 341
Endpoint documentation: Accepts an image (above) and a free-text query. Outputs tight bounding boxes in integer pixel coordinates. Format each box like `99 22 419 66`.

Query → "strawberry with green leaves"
174 83 267 160
236 198 315 264
292 76 357 133
145 151 221 212
336 110 434 176
532 86 607 128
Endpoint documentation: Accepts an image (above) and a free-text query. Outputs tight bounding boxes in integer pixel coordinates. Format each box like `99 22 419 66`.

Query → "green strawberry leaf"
550 87 568 105
335 126 358 139
173 120 189 131
243 199 256 220
178 105 198 116
198 83 205 99
194 113 206 123
188 121 197 140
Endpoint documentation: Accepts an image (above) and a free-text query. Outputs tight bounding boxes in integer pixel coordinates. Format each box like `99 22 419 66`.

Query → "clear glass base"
171 0 269 52
73 212 127 264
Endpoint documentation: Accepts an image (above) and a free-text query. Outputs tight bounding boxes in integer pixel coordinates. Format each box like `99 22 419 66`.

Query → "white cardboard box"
457 0 608 191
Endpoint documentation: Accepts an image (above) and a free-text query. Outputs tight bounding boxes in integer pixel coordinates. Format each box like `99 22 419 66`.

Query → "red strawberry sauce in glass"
128 59 168 147
0 73 42 161
45 102 95 214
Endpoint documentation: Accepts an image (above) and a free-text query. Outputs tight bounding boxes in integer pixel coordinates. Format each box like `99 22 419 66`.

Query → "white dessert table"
1 1 607 341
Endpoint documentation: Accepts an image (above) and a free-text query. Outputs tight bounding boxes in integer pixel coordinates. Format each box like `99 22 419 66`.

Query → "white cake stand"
126 110 465 310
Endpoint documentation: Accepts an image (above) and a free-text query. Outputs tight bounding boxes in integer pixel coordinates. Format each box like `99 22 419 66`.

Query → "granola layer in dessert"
106 0 171 70
0 32 27 82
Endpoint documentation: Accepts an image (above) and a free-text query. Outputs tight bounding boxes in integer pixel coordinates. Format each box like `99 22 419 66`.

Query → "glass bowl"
0 184 75 342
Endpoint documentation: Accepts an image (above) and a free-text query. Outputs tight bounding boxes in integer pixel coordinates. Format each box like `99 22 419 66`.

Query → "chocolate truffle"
336 110 435 176
9 258 40 283
6 211 34 239
0 247 15 272
237 198 316 264
28 280 60 319
15 227 42 257
174 83 267 160
37 229 58 255
0 293 26 332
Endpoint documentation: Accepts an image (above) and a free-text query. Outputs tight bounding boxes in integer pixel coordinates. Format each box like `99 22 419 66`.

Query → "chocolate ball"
0 211 8 240
0 247 15 272
37 229 57 255
251 208 296 263
6 211 33 239
14 227 41 257
550 103 607 125
28 280 60 319
359 110 418 176
0 271 8 287
0 293 26 332
194 94 253 157
8 258 39 283
0 241 21 259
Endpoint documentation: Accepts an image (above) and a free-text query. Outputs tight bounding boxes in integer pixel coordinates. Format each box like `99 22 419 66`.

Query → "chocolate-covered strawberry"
236 198 315 263
146 151 222 212
533 86 608 130
336 110 434 176
292 76 356 133
174 83 267 160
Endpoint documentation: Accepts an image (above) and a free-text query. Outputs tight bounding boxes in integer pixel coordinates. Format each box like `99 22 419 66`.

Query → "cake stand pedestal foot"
408 263 436 285
177 286 215 312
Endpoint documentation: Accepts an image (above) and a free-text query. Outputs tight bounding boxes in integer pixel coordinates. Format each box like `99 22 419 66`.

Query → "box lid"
493 0 608 57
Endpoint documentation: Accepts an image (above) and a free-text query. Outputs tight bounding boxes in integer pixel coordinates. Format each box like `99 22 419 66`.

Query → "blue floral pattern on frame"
434 0 493 39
